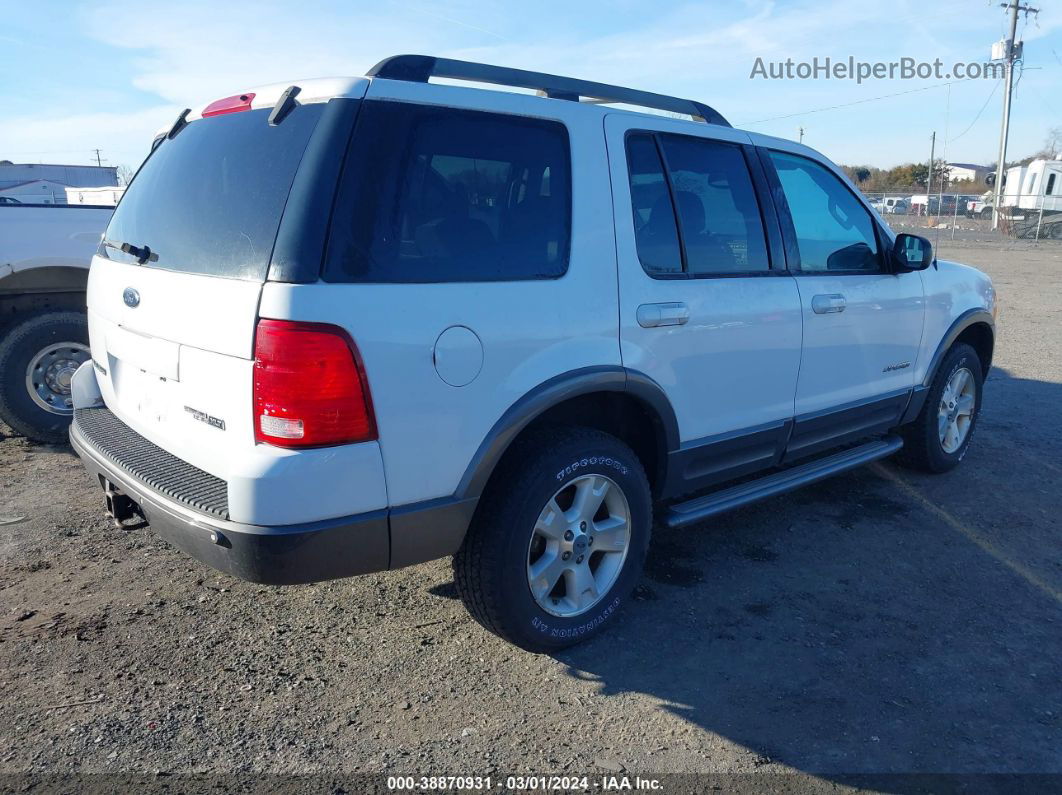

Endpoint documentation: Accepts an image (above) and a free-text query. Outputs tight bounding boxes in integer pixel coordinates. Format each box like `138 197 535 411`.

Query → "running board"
665 435 903 528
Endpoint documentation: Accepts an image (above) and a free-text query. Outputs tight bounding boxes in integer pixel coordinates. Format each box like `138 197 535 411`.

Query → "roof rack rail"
367 54 731 127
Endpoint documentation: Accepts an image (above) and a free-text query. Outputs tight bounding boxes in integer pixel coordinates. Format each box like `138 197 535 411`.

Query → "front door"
604 115 804 494
762 149 925 460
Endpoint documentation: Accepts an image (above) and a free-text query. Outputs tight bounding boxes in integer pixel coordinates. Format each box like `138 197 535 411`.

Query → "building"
0 162 119 190
946 162 990 184
0 178 73 204
0 161 119 204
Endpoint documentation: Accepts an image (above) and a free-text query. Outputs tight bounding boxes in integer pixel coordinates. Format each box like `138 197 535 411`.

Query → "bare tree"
1041 126 1062 158
116 164 135 187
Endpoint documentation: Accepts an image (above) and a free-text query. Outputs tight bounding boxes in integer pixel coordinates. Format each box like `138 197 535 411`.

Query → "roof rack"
367 54 731 127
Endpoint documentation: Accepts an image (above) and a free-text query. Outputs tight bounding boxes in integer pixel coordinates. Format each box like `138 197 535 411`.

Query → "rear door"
87 97 343 472
604 115 804 494
760 148 924 460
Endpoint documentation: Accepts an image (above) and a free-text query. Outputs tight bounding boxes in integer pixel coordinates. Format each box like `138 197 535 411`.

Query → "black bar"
367 54 731 127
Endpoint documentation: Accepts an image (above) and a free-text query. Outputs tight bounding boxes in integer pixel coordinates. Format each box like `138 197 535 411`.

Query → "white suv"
70 56 997 652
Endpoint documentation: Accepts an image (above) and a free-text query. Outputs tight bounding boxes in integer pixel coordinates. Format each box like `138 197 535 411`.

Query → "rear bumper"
69 408 478 585
70 418 390 585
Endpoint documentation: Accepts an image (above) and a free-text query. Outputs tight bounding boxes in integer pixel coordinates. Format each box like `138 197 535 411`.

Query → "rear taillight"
253 319 376 448
202 92 256 117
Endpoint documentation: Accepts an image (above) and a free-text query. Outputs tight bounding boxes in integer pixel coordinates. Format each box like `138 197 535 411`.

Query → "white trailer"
998 159 1062 238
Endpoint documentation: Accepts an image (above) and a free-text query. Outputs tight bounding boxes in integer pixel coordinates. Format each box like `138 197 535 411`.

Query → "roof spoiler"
367 54 730 127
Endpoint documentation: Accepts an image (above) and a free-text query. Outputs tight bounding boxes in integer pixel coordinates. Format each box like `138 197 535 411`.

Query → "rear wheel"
0 311 90 443
454 427 651 652
897 343 983 473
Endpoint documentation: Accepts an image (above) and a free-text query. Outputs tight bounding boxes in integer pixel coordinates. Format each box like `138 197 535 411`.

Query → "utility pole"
992 1 1039 229
926 131 936 217
798 126 805 144
93 148 103 167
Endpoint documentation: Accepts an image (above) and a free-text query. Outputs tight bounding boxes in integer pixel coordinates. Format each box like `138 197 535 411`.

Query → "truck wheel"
454 427 652 652
0 311 90 443
897 343 983 473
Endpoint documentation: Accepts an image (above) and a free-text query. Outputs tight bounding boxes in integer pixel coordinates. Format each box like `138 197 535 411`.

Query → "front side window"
769 151 880 272
1046 173 1056 195
625 132 770 277
324 101 571 283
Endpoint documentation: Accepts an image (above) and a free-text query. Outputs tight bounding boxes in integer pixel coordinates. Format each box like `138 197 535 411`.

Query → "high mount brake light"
201 92 256 118
253 319 376 448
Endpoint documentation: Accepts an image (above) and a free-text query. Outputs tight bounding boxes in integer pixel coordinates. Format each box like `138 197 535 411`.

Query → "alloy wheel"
526 474 631 618
938 366 976 454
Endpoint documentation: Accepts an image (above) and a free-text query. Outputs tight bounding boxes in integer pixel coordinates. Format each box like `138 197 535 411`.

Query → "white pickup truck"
0 204 112 441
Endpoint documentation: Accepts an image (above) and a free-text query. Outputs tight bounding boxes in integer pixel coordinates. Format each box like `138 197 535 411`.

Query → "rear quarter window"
102 104 324 281
323 101 572 283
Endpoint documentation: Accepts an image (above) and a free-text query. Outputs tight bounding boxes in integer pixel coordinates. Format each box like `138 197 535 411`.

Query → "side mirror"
892 233 933 271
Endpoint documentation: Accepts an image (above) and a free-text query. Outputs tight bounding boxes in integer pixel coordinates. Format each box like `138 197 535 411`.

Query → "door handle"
812 294 846 314
637 302 689 328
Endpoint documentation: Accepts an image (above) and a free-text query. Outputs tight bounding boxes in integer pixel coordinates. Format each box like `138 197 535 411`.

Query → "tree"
853 167 871 184
1038 126 1061 159
912 160 950 188
116 164 135 187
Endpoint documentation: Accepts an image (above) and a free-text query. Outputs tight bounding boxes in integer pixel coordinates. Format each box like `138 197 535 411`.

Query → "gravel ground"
1 240 1060 789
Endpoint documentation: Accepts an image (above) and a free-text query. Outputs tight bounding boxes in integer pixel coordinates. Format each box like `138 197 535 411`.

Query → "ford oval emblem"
123 287 140 308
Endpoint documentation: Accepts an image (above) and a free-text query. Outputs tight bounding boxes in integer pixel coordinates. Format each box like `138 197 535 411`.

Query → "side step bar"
665 435 903 528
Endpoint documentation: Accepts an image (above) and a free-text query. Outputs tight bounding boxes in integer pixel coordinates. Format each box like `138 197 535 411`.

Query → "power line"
737 78 983 126
948 78 1002 142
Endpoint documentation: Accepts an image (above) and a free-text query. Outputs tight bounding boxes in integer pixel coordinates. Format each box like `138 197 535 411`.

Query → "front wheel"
454 427 652 652
897 343 983 473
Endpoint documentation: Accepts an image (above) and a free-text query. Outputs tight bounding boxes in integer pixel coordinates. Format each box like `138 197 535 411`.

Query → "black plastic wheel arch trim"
453 366 680 502
900 308 994 423
920 309 994 388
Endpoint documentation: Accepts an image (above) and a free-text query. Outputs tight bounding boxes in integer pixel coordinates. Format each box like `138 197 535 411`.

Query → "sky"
1 0 1060 173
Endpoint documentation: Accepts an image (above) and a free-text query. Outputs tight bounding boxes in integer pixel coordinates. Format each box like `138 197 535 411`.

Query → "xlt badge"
184 406 226 430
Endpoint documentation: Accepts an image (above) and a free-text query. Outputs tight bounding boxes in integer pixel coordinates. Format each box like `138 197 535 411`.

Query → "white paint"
79 70 996 531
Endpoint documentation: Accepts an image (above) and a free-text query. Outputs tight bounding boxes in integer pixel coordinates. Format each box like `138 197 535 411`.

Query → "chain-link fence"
860 189 1062 242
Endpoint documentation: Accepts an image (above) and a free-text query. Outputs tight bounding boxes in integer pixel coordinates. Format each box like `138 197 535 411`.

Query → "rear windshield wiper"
102 239 159 265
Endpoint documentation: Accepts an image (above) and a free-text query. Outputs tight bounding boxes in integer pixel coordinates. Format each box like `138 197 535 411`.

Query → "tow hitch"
101 478 140 526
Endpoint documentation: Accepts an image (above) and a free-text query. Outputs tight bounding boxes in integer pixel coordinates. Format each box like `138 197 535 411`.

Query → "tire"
897 343 983 473
0 311 90 443
453 426 652 653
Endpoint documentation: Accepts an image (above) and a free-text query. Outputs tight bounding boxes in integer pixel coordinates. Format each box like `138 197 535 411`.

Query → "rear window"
101 104 324 281
323 101 571 283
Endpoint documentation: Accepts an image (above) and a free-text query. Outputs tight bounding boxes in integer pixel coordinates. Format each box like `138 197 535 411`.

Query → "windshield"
102 104 324 280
